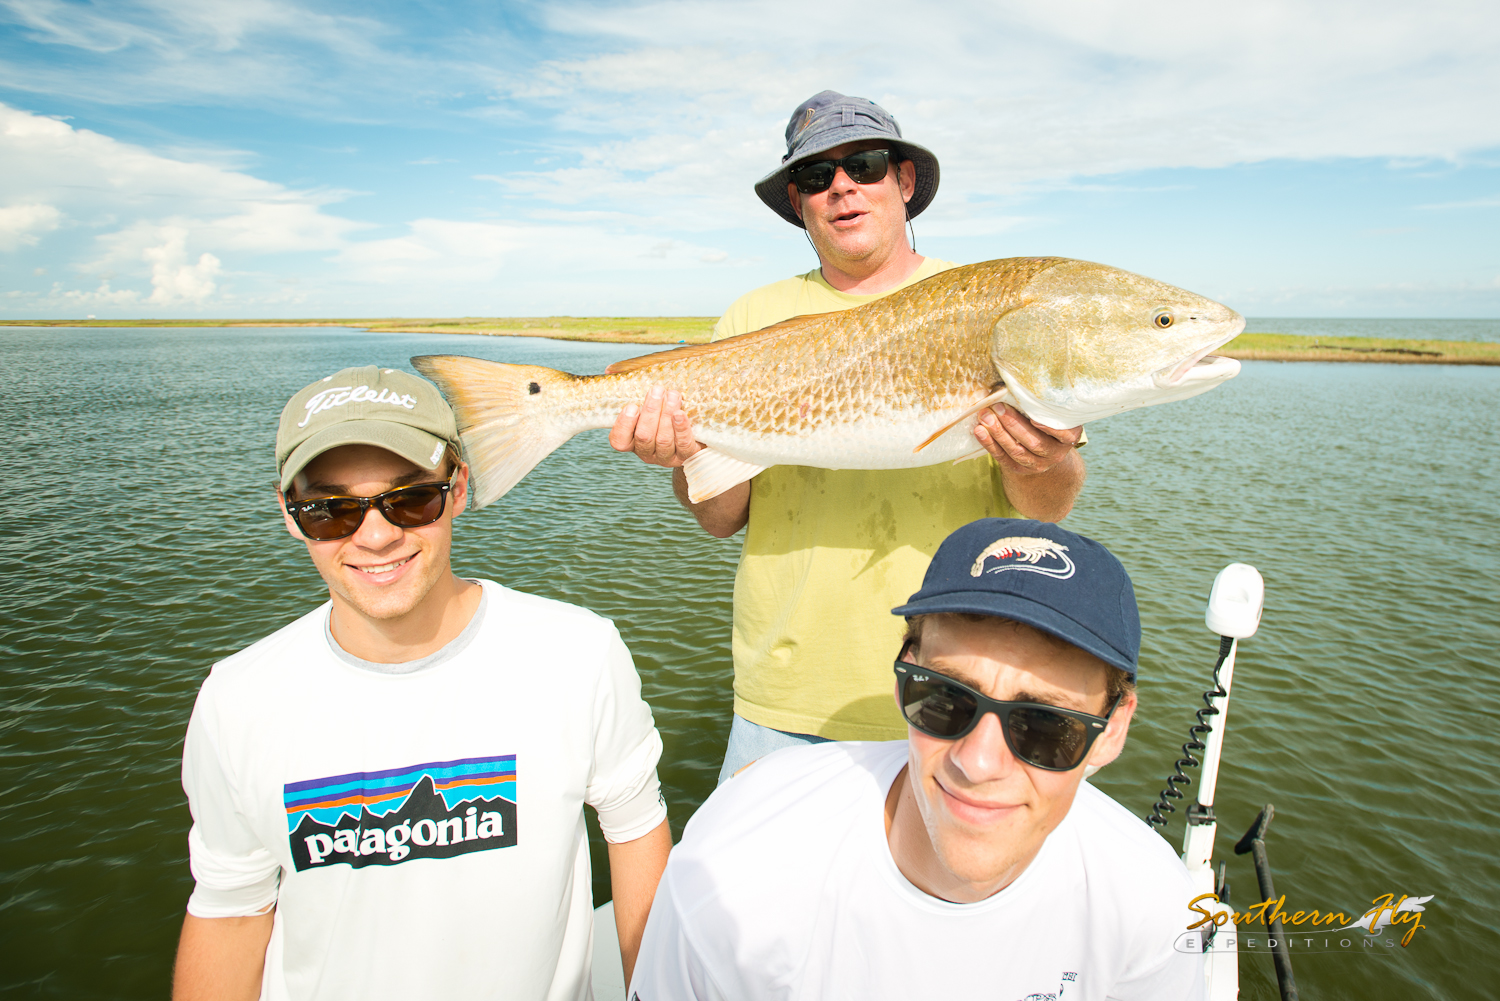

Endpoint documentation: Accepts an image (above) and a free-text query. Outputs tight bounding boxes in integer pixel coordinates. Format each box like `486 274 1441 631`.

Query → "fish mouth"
1154 324 1245 387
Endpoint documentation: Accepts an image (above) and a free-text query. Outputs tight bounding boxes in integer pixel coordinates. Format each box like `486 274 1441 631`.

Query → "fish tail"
411 354 580 508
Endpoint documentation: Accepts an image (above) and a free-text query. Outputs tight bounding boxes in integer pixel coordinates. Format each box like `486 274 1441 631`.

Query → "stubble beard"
919 795 1029 895
322 546 449 625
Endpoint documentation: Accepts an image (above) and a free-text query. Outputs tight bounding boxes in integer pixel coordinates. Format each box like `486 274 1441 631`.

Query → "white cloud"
490 0 1500 228
0 0 405 107
2 1 1498 316
1417 195 1500 210
0 201 60 250
0 104 360 242
0 101 749 314
141 228 222 303
334 217 740 284
1216 273 1500 315
0 102 366 306
0 0 520 117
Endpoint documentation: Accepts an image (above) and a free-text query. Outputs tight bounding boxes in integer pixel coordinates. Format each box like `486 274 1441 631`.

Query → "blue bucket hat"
754 90 941 230
892 518 1142 679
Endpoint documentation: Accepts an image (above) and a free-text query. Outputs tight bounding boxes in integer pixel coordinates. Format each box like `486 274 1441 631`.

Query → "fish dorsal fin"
605 314 825 375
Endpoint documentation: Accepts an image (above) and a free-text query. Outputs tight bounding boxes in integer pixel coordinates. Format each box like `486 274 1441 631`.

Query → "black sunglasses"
789 149 893 194
284 474 456 541
893 641 1120 771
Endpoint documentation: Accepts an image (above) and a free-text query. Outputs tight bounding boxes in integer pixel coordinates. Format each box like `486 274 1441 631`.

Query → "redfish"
412 257 1243 506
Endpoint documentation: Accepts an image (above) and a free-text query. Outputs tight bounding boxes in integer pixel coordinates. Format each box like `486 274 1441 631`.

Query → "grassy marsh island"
3 317 1497 363
1 316 717 344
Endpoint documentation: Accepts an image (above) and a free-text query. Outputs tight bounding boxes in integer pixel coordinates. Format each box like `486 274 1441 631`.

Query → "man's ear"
1083 690 1136 771
449 461 471 520
786 181 805 222
896 160 915 204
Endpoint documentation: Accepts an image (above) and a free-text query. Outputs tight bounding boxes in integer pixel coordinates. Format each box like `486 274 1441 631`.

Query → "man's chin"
332 573 439 623
818 234 880 264
929 837 1027 899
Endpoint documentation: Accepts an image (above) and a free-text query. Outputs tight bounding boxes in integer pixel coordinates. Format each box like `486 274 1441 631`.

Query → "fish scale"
412 257 1243 507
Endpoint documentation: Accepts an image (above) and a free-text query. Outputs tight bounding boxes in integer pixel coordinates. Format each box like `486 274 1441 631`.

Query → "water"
1244 317 1500 342
2 326 1497 999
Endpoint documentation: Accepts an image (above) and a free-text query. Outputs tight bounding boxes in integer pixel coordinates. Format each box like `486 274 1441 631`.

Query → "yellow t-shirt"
714 259 1018 740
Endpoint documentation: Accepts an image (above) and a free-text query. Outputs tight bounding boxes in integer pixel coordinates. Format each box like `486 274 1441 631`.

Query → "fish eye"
1153 310 1174 329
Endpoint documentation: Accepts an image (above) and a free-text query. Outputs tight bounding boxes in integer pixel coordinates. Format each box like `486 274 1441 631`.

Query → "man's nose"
949 711 1018 783
829 165 860 193
349 503 403 549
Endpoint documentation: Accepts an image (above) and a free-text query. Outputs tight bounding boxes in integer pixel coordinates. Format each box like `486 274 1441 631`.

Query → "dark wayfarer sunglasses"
789 149 894 194
284 474 457 542
893 640 1121 771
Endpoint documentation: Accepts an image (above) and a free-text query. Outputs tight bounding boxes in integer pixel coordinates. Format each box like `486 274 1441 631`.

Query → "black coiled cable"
1145 635 1235 828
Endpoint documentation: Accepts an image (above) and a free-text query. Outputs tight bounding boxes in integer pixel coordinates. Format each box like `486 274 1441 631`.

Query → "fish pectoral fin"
913 387 1009 453
682 448 767 503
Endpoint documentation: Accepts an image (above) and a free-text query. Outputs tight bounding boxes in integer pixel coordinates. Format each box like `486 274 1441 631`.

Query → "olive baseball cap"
276 366 460 491
755 89 941 229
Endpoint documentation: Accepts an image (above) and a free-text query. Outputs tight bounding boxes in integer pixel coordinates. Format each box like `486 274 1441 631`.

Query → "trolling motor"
1146 563 1263 830
1146 564 1281 1001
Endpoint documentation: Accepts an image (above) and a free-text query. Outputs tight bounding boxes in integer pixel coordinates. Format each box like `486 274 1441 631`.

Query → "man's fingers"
614 385 699 466
989 405 1049 456
656 390 683 456
977 412 1032 467
992 405 1080 455
608 404 640 452
672 411 700 459
634 385 666 452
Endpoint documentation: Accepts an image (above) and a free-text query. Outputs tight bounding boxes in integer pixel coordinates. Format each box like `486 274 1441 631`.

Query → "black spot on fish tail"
528 382 541 395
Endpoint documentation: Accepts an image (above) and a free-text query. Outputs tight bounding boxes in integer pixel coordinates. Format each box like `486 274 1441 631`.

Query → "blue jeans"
717 714 831 785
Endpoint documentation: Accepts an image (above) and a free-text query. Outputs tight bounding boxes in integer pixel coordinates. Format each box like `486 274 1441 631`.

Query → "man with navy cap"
610 92 1087 780
628 518 1204 1000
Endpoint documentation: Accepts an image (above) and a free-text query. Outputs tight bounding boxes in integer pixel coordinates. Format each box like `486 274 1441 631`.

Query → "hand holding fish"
971 404 1087 522
975 404 1082 475
608 385 703 468
608 385 752 535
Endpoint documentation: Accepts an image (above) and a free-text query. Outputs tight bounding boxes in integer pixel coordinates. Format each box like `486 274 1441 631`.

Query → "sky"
0 0 1497 320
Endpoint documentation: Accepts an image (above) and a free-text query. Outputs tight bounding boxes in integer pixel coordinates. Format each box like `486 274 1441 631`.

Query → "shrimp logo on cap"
970 536 1076 580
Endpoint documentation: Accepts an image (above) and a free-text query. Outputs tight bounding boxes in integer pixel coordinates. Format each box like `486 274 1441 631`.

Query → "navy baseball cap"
754 90 940 229
892 519 1141 679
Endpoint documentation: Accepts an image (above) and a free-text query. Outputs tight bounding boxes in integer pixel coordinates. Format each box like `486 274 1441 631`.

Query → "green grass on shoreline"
3 317 1497 364
0 316 718 344
1221 332 1499 365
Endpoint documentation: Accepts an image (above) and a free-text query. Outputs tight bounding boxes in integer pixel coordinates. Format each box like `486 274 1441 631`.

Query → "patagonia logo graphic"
298 384 418 428
285 754 517 871
970 536 1075 580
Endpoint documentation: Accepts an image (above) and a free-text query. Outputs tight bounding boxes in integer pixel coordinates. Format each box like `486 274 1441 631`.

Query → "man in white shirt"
173 365 672 1001
629 518 1205 1000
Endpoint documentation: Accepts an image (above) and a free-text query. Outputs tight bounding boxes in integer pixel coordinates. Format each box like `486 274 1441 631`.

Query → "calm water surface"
1 326 1496 999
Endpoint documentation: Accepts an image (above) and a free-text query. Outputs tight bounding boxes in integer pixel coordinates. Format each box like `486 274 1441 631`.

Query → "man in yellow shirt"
610 91 1085 780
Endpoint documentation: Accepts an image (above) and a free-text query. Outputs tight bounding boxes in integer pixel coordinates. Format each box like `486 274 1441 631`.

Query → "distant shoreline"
3 317 1498 365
